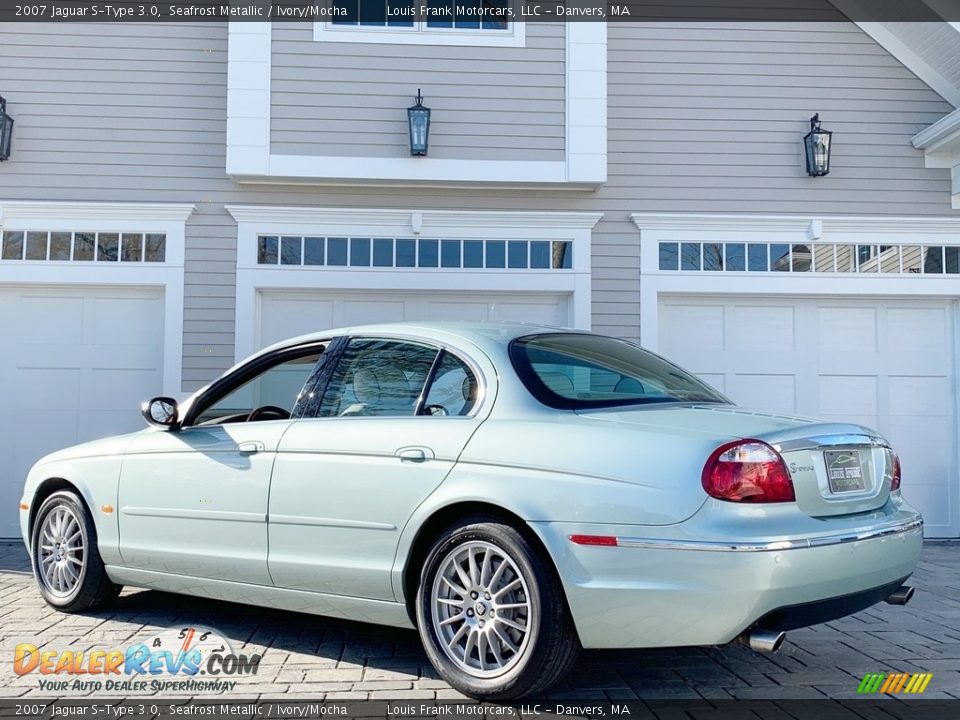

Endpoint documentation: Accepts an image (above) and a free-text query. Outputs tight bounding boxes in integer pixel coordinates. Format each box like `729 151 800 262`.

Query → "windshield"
510 333 728 409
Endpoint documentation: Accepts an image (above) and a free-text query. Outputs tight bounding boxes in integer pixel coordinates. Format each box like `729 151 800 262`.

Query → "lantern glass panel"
408 107 430 155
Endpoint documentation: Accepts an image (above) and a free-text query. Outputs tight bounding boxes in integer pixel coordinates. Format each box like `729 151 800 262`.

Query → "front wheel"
30 490 120 612
416 516 580 700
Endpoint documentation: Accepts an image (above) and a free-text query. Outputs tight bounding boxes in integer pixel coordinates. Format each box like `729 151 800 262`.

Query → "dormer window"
315 0 524 46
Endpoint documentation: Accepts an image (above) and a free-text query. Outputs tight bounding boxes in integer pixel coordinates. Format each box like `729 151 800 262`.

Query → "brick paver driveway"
1 542 958 700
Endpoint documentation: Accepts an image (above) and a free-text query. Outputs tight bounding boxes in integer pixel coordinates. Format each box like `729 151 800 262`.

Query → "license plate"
824 450 866 493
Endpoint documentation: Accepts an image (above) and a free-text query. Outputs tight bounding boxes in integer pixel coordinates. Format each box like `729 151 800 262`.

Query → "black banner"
1 0 959 23
1 700 959 720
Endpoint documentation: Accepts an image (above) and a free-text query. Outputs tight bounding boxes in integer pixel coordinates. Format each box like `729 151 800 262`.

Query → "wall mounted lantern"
408 89 431 157
0 96 13 162
803 113 832 177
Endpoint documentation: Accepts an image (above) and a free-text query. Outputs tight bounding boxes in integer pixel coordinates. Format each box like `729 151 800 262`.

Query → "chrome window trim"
612 517 922 553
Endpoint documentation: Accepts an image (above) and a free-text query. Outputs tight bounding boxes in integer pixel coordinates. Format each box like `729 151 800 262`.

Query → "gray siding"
607 21 955 214
0 13 956 393
270 22 566 160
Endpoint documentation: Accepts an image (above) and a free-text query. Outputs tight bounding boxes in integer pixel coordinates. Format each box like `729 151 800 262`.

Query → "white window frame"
227 206 600 361
0 201 194 397
227 23 604 185
313 18 525 47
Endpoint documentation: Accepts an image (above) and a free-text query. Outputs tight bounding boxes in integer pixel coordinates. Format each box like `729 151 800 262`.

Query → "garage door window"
1 230 166 263
659 241 960 275
257 235 573 270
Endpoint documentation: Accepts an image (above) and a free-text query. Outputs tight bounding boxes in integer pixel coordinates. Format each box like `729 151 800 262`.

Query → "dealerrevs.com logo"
13 626 261 693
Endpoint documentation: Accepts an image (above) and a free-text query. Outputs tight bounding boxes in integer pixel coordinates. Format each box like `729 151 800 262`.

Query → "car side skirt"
105 566 414 629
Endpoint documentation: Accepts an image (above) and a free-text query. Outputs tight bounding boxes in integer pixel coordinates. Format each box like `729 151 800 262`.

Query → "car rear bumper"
530 500 923 649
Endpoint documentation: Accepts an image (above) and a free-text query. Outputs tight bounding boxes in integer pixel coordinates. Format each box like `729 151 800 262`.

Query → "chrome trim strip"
775 433 889 453
614 518 923 552
121 507 266 523
268 514 396 531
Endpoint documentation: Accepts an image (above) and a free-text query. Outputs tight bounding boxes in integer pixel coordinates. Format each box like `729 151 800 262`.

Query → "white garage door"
257 290 572 349
659 295 959 538
0 286 165 537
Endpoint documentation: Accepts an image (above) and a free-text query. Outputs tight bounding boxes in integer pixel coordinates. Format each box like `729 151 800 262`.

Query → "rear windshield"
509 333 728 410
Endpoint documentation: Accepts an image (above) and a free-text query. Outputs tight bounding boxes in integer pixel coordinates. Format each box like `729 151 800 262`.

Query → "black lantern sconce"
803 113 832 177
408 89 431 157
0 96 13 162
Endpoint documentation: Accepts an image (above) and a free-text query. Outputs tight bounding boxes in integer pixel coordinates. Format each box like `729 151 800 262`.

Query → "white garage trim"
0 201 195 397
633 213 960 352
227 206 601 362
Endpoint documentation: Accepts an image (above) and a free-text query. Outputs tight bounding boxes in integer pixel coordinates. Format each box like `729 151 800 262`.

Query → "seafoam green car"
19 322 923 699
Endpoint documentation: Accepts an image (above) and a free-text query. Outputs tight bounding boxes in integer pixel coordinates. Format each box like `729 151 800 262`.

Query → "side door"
117 343 327 584
268 336 492 600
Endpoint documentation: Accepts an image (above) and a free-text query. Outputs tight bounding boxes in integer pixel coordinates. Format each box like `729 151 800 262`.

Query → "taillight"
890 453 902 492
702 440 795 503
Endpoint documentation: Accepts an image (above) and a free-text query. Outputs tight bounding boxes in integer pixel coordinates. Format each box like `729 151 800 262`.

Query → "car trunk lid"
577 404 894 516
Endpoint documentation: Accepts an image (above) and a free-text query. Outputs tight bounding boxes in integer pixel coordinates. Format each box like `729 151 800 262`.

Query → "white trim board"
0 201 194 397
226 23 606 186
228 206 601 361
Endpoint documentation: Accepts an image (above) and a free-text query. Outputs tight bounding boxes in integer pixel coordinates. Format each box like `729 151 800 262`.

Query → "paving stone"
0 542 958 700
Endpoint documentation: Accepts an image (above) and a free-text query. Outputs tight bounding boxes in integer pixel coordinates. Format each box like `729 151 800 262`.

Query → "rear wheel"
416 516 580 700
31 490 120 612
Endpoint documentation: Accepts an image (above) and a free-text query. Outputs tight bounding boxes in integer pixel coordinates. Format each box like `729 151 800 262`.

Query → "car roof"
262 321 582 357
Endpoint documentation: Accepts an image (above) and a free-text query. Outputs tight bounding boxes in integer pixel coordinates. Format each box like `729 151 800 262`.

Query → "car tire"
30 490 121 613
416 515 580 700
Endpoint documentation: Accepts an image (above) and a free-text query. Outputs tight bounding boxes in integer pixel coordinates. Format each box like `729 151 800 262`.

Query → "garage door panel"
13 296 85 343
497 301 567 326
898 484 952 529
887 307 949 354
87 295 163 345
260 297 335 347
660 304 725 359
87 368 162 411
817 306 879 354
340 299 406 325
889 376 951 417
818 376 879 417
12 368 81 410
731 305 795 351
424 301 491 322
732 374 796 414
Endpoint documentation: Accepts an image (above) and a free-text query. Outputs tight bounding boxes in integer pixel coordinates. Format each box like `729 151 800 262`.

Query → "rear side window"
510 333 727 410
318 338 437 417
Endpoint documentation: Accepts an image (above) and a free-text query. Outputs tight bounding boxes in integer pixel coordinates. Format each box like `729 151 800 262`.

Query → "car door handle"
396 446 433 462
237 441 265 455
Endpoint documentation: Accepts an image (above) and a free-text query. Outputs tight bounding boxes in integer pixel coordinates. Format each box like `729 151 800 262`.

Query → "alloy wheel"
430 540 534 678
36 505 85 597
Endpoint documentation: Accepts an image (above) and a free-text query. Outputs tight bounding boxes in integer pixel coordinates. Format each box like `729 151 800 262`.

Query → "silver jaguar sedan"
20 322 922 699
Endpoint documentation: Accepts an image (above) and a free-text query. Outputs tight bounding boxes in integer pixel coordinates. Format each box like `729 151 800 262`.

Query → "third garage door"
659 295 959 538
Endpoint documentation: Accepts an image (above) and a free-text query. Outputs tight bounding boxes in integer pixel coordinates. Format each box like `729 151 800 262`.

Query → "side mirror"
141 397 179 429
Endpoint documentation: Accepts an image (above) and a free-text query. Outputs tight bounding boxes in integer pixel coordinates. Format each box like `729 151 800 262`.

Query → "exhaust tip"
885 585 915 606
739 630 786 653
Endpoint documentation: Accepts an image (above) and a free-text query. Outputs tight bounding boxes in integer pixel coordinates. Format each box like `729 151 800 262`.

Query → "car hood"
33 430 147 466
